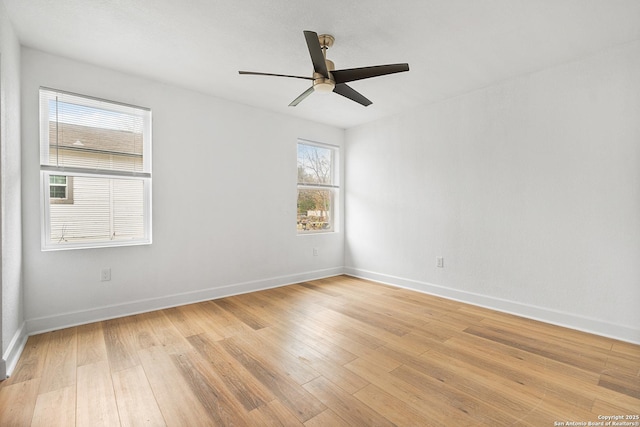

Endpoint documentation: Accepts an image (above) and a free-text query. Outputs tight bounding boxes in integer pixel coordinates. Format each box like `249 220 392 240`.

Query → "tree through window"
297 140 339 233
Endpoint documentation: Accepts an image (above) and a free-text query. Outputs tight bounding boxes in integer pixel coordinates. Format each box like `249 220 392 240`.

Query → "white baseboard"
18 265 638 374
26 267 344 336
2 322 28 378
344 267 640 345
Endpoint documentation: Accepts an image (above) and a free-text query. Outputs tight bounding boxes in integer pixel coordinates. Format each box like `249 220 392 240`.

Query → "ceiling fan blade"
333 83 372 107
332 63 410 84
289 86 315 107
239 71 313 80
303 30 328 77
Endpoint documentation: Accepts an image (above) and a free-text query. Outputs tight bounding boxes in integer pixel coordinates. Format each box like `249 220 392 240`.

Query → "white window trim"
297 139 340 235
39 87 152 251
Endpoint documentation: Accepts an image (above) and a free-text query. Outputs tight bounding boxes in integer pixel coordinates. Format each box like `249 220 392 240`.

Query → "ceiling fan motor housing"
313 58 335 93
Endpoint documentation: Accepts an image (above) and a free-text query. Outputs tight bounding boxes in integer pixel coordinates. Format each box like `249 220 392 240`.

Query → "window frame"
39 87 152 251
296 139 340 234
49 175 74 204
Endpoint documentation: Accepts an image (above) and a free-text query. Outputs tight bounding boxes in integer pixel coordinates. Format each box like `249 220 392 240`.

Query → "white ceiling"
5 0 640 128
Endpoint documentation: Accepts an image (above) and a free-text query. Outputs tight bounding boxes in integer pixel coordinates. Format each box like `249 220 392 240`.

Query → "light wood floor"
1 276 639 426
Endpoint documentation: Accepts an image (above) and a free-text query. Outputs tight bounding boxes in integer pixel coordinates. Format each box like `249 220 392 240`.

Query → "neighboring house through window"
39 88 152 250
49 175 74 204
297 140 339 233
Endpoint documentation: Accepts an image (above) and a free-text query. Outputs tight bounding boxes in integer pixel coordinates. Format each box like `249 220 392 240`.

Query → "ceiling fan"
239 30 409 107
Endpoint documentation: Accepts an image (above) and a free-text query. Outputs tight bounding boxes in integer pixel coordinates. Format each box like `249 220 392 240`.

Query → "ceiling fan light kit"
239 30 409 107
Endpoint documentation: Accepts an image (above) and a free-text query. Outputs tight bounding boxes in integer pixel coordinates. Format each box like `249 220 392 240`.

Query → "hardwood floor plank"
345 354 486 426
201 300 256 338
327 276 395 297
598 370 640 398
219 336 326 422
351 346 404 372
76 361 121 426
38 328 77 394
354 383 441 427
112 365 167 427
464 323 608 372
31 385 75 427
265 319 358 366
128 313 162 350
450 331 600 385
228 330 322 385
305 308 387 351
177 302 227 340
103 317 142 372
213 297 269 330
138 310 192 354
375 345 558 425
276 283 343 310
611 341 640 359
0 378 40 426
353 291 444 329
138 346 214 427
318 305 427 354
303 409 351 427
591 398 640 419
322 299 410 337
431 333 597 410
248 293 358 365
76 321 108 366
187 332 275 411
375 289 456 322
257 326 369 394
298 281 343 297
381 286 462 317
469 307 616 351
171 351 254 426
303 376 395 427
162 306 210 339
479 315 618 364
422 348 598 422
604 349 640 376
390 363 536 426
2 333 50 386
248 399 305 426
394 321 456 345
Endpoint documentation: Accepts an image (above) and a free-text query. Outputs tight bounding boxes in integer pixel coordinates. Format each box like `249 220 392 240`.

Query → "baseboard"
2 322 28 378
26 267 344 335
20 265 638 366
344 267 640 345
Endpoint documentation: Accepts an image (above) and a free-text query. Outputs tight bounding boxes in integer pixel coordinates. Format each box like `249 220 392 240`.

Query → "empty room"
1 0 639 425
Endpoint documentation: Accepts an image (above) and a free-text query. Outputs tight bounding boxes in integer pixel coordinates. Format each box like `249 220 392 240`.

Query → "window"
40 88 152 250
297 140 339 233
49 175 74 204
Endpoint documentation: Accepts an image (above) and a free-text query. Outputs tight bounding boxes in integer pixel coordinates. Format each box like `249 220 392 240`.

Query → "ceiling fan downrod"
313 34 336 93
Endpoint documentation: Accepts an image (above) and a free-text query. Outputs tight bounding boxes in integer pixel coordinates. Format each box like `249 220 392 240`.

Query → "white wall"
21 48 344 333
345 41 640 343
15 32 640 351
1 0 24 377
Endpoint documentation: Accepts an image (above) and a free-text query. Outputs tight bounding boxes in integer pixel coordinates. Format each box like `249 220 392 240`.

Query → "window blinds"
40 88 151 177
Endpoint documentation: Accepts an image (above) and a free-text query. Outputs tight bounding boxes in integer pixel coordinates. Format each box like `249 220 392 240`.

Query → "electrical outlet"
101 268 111 281
436 257 444 268
313 248 319 256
